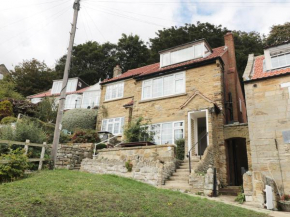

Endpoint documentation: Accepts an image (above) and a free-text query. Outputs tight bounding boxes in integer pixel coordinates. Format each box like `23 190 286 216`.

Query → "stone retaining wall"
81 145 177 186
56 143 94 170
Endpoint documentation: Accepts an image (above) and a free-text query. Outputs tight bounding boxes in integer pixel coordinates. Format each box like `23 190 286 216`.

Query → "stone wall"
56 143 94 170
244 75 290 195
81 145 177 186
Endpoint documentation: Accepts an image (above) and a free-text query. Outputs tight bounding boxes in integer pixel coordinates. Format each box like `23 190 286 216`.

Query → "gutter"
244 71 290 84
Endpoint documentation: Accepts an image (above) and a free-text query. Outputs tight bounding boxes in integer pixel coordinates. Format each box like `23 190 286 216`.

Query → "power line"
1 0 68 11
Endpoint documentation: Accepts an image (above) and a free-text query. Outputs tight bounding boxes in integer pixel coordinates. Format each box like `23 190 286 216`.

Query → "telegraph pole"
51 0 81 168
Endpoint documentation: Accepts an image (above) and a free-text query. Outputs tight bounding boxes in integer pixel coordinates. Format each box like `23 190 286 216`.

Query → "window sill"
103 96 133 103
139 93 187 103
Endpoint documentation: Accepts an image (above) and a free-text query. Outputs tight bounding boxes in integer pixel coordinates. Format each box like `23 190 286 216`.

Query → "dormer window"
160 41 211 68
271 52 290 69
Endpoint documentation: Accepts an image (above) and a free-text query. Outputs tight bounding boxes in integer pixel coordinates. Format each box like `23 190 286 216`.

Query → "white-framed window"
149 121 184 145
51 79 78 94
105 82 124 101
160 43 206 67
51 81 62 94
64 94 82 110
271 52 290 69
101 117 125 135
81 91 101 108
142 72 185 100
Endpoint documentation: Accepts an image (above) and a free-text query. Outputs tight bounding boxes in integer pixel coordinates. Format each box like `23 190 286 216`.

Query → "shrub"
0 148 28 183
62 109 98 132
71 129 100 143
235 193 245 204
35 97 57 123
175 139 185 160
0 100 13 121
125 160 133 172
123 117 153 142
1 116 17 125
14 120 47 143
95 143 107 150
280 194 290 201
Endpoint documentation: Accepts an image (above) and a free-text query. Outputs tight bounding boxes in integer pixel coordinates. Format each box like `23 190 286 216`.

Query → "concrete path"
191 194 290 217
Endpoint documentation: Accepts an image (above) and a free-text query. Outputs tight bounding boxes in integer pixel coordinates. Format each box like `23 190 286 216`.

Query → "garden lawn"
0 170 268 217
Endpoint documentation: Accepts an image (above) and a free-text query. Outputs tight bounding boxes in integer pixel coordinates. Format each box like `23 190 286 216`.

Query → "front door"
227 138 248 186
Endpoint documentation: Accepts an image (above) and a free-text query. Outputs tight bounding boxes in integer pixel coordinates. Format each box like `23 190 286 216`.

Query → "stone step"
176 168 190 172
219 187 240 196
173 171 190 176
162 184 192 192
165 180 189 185
179 164 196 169
169 176 189 181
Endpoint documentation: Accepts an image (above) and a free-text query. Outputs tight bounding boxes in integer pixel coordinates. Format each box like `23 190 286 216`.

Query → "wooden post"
24 140 30 155
38 142 46 170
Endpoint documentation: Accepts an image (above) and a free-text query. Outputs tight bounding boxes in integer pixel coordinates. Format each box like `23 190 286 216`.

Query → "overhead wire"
1 0 68 11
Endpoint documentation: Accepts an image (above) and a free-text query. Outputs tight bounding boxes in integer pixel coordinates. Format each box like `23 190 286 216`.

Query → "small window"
105 82 124 101
101 117 125 135
271 52 290 69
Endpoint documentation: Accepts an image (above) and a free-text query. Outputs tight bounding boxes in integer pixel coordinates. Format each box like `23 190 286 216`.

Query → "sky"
1 0 290 70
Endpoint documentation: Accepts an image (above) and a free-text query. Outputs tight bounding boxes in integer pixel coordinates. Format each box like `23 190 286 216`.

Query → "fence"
0 139 51 170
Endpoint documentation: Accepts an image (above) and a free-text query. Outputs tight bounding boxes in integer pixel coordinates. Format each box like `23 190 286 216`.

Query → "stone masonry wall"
56 143 94 170
245 76 290 196
81 145 177 186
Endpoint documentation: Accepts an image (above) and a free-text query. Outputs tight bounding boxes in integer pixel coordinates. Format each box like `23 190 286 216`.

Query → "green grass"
0 170 267 217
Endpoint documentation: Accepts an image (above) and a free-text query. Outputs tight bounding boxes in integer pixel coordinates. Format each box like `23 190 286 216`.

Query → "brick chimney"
224 32 237 70
113 65 122 78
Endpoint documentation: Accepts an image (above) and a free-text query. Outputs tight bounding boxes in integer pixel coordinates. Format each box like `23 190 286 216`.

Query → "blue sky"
1 0 290 70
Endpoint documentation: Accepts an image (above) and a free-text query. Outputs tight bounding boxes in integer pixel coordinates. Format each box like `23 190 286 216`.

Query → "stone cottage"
243 42 290 206
91 32 250 192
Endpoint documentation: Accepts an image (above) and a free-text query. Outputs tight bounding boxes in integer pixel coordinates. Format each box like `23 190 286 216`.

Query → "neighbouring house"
0 64 9 80
243 42 290 206
27 77 101 110
93 32 249 191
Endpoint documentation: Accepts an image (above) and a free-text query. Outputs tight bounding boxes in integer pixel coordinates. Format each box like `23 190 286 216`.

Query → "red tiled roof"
27 87 90 99
102 46 226 84
123 100 134 107
251 56 290 80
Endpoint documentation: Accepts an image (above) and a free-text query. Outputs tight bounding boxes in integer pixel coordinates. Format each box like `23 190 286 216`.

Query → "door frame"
187 109 209 156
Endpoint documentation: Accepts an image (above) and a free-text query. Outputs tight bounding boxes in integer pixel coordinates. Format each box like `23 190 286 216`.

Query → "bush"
71 129 100 143
35 97 57 123
62 109 98 132
175 139 185 160
0 100 13 121
123 117 153 142
125 160 133 172
95 143 107 150
1 116 17 125
0 148 28 183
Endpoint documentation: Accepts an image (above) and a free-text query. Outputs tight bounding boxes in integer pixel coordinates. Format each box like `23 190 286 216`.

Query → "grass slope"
0 170 267 217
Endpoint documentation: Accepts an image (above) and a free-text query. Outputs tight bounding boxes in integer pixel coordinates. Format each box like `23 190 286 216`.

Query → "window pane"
105 86 111 100
117 83 124 98
194 44 203 58
143 86 151 99
175 79 184 93
112 85 117 98
120 117 125 133
151 124 161 145
171 46 193 64
271 56 279 68
108 123 113 133
152 78 163 98
174 129 183 140
161 123 172 144
174 122 183 128
163 75 174 96
286 53 290 65
114 123 120 134
161 53 170 67
101 120 107 131
279 55 287 67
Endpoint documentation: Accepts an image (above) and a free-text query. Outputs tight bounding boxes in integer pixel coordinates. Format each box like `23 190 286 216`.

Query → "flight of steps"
219 186 240 196
162 157 200 192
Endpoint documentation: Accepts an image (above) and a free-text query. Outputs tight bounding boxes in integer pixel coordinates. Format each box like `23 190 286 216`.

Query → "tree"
10 59 59 97
35 97 57 123
232 31 264 78
266 22 290 46
149 22 229 62
0 100 13 121
55 41 118 85
117 34 151 72
0 76 23 100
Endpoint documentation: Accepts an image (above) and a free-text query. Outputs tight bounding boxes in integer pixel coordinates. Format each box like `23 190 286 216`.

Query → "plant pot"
279 201 290 212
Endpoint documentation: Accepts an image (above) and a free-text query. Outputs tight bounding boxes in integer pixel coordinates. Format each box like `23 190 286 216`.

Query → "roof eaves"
244 71 290 84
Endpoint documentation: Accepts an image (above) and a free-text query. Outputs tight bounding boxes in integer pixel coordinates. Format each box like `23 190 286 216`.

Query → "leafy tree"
232 31 264 77
55 41 118 85
266 22 290 46
149 22 228 62
117 34 151 72
0 76 23 100
123 117 153 142
3 99 36 118
10 59 59 97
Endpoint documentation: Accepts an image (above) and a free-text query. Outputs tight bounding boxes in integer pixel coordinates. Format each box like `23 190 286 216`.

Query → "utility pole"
51 0 81 168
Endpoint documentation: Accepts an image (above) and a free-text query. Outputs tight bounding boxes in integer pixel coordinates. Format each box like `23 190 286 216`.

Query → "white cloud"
1 0 290 70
